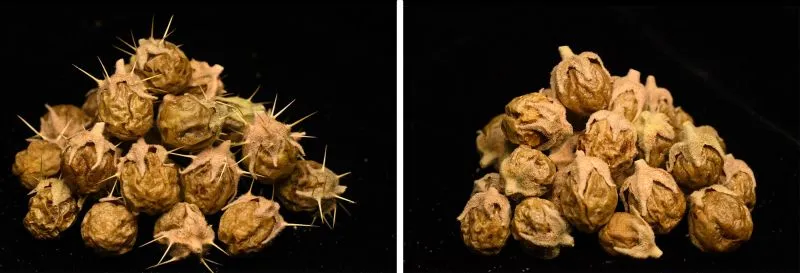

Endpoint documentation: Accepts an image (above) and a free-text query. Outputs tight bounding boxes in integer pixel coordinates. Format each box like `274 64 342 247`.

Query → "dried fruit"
499 145 556 200
667 122 725 191
215 89 268 143
579 110 638 176
62 123 120 196
81 193 138 255
23 178 78 240
549 46 612 116
157 93 228 151
186 60 225 98
695 125 726 153
620 160 686 234
643 75 675 120
457 187 511 255
552 151 617 233
96 59 157 140
277 148 352 226
721 154 756 210
608 69 646 121
132 21 191 95
119 138 181 215
242 104 308 183
548 132 580 170
12 140 62 190
632 111 675 168
511 197 574 259
471 173 504 195
501 90 573 150
476 114 515 169
598 212 663 259
145 202 226 272
688 185 753 252
180 141 243 215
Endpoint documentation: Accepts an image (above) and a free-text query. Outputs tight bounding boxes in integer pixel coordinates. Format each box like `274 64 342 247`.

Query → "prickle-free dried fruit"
499 145 557 200
147 202 226 271
598 212 663 259
62 122 120 196
242 107 308 184
97 59 157 140
721 154 756 210
180 140 243 215
644 75 675 120
157 93 228 151
608 69 646 121
119 138 181 215
501 90 573 150
457 187 511 255
471 173 504 195
667 122 725 191
132 23 191 94
632 111 675 168
511 197 574 259
552 151 617 233
550 46 613 116
695 125 726 153
81 198 138 255
476 114 515 169
12 140 62 190
620 160 686 234
579 110 638 176
548 132 580 170
688 185 753 252
23 178 78 240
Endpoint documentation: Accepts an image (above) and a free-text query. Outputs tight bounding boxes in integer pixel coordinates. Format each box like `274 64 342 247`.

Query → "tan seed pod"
499 145 556 200
695 125 726 153
81 197 138 255
721 154 756 210
511 197 574 259
157 93 228 151
549 46 613 116
632 111 675 168
457 187 511 255
119 138 181 215
688 185 753 252
133 29 191 94
471 173 504 196
501 90 573 150
476 114 515 169
598 212 663 259
40 104 92 141
23 178 78 240
278 148 352 226
608 69 646 121
97 59 157 140
82 88 100 123
552 151 617 233
186 60 226 99
643 76 675 120
548 132 581 171
579 110 638 176
671 106 693 131
12 140 62 190
620 160 686 234
667 123 725 191
62 123 120 196
242 108 308 184
145 202 226 271
180 141 243 215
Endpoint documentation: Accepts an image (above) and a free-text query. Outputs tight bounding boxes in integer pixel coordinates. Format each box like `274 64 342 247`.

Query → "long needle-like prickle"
113 45 135 56
139 234 167 248
338 202 352 216
145 257 178 270
157 242 173 264
208 240 229 256
116 36 137 50
333 204 337 228
204 258 223 266
200 257 215 273
317 199 327 226
285 222 318 228
136 74 163 84
236 153 251 165
322 145 328 170
337 172 352 179
98 173 120 184
72 64 103 84
270 93 279 117
273 99 295 119
168 151 196 159
150 15 155 38
160 15 174 46
247 85 261 102
289 112 317 128
97 57 109 80
130 30 138 48
334 195 356 204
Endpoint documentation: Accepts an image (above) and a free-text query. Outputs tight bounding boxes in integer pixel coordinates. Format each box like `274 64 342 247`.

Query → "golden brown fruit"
133 38 191 94
598 212 663 259
608 69 646 121
476 114 515 169
511 198 574 259
12 140 62 190
695 125 727 153
552 151 617 233
499 145 556 200
620 160 686 234
150 202 224 269
119 138 181 215
243 110 307 184
721 154 756 210
471 173 504 196
23 178 78 240
550 46 612 116
97 59 156 140
180 141 242 215
667 123 725 191
62 123 120 196
218 193 290 255
81 200 137 255
457 187 511 255
501 90 573 150
157 93 227 151
278 153 351 226
579 110 638 176
688 185 753 253
632 111 675 168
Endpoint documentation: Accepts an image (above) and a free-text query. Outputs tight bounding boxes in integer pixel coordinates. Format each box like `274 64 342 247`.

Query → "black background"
0 4 395 273
406 5 799 273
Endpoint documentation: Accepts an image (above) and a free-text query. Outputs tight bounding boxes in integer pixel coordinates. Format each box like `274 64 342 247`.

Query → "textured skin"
12 140 61 190
476 114 514 169
608 69 646 122
471 173 504 196
501 91 573 150
81 202 137 255
688 188 753 253
671 107 694 132
133 39 191 94
278 160 341 213
120 153 181 215
242 112 302 184
550 46 612 116
98 60 154 140
511 198 573 259
153 203 216 261
580 111 638 176
722 154 756 210
62 145 117 196
598 212 662 259
633 111 675 168
218 195 285 255
670 147 723 191
499 145 556 200
157 94 223 151
644 76 675 122
23 179 78 240
457 188 511 255
620 160 686 234
553 153 617 233
181 161 238 215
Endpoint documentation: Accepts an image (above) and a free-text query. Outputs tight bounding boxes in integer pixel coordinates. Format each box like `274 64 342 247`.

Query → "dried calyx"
24 178 78 240
671 106 693 131
62 122 120 196
721 154 756 210
132 17 191 95
644 76 675 122
695 125 726 153
242 98 310 183
552 151 617 233
548 132 580 171
499 145 557 200
143 202 227 272
550 46 613 116
579 110 638 177
457 187 511 255
632 111 675 168
501 90 573 150
608 69 646 121
620 160 686 234
471 173 504 196
598 212 663 259
511 198 574 259
688 185 753 253
667 122 725 191
179 140 244 215
476 114 515 169
119 138 181 215
81 186 138 255
186 60 226 99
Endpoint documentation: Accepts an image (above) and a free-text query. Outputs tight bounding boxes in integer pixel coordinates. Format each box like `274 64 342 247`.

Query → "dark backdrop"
0 4 396 273
406 5 799 273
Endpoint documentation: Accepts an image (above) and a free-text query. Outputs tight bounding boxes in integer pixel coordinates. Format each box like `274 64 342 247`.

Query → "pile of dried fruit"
11 17 354 272
461 45 755 259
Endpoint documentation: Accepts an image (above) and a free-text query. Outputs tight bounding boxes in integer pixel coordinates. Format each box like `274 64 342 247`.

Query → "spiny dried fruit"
242 101 309 183
550 46 612 116
688 185 753 253
95 59 157 140
186 60 225 98
12 140 62 190
132 19 191 95
632 111 675 168
215 88 268 143
472 173 504 195
23 178 78 240
598 212 663 259
62 122 120 196
643 75 675 120
499 145 556 200
511 197 574 259
721 154 756 210
671 106 693 131
620 160 686 234
501 90 573 150
82 88 100 122
476 114 515 169
579 110 638 176
40 104 92 141
608 69 646 121
457 187 511 255
695 125 726 153
119 138 181 215
667 122 725 191
81 195 138 255
144 202 226 272
548 132 580 170
180 141 243 215
277 148 352 226
552 151 617 233
157 93 228 151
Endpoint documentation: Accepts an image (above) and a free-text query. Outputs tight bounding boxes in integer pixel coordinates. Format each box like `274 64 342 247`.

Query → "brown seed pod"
62 123 120 196
81 195 138 255
501 90 573 150
667 123 725 191
598 212 663 259
608 69 646 122
548 132 581 171
643 75 675 120
476 114 515 169
132 21 191 95
511 197 574 259
688 185 753 253
40 104 92 141
695 125 726 153
186 60 225 99
671 106 693 131
499 145 557 200
180 141 243 215
119 138 181 215
552 151 617 233
620 160 686 234
242 102 309 184
632 111 675 168
579 110 638 176
23 178 78 240
549 46 613 116
144 202 227 272
157 93 228 151
471 173 504 196
12 140 62 190
96 59 157 140
278 148 352 226
721 154 756 210
82 88 100 123
457 187 511 255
